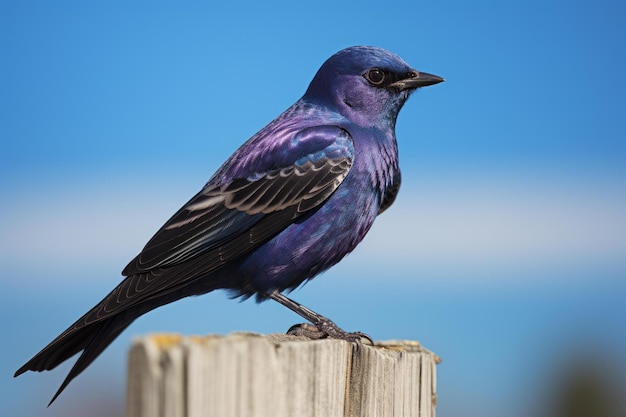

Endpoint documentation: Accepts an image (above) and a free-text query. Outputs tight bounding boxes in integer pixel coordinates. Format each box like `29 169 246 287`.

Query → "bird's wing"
83 125 354 322
121 158 350 275
124 125 354 275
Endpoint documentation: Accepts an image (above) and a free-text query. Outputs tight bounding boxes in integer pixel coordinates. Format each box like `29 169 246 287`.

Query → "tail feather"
14 310 136 406
14 326 93 377
47 317 131 406
14 276 220 405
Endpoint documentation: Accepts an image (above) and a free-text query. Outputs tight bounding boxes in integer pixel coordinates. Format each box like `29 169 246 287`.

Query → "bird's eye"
365 69 386 85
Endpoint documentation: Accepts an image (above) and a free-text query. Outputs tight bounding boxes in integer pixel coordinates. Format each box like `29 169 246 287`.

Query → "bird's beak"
390 71 444 91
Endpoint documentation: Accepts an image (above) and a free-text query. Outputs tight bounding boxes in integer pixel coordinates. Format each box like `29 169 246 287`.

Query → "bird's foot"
287 322 374 345
267 291 374 345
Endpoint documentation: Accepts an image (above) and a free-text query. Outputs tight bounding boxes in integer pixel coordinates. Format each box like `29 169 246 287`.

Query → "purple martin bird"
15 46 443 405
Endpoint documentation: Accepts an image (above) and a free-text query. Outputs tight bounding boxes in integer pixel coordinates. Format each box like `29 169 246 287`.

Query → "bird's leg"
267 291 373 345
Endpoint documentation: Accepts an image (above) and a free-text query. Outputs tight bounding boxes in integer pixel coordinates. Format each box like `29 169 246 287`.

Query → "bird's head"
304 46 443 128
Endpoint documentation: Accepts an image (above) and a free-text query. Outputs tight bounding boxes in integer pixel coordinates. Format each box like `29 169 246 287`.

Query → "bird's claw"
286 322 374 346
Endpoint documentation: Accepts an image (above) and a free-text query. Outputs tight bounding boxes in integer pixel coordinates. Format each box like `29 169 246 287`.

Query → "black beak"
390 70 444 91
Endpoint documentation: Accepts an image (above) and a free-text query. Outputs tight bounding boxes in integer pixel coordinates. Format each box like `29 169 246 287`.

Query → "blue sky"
2 1 626 416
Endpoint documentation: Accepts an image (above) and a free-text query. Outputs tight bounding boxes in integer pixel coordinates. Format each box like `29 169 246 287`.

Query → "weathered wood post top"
127 332 440 417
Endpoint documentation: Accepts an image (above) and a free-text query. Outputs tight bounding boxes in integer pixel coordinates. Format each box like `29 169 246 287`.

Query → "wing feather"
124 156 352 276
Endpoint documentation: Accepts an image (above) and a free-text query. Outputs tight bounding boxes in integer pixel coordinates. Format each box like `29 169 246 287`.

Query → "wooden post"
127 333 440 417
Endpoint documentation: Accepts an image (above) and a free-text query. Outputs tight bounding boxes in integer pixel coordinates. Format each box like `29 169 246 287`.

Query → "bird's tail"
14 313 134 406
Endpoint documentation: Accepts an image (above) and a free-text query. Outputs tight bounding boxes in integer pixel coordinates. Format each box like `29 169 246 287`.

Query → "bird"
14 46 443 405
